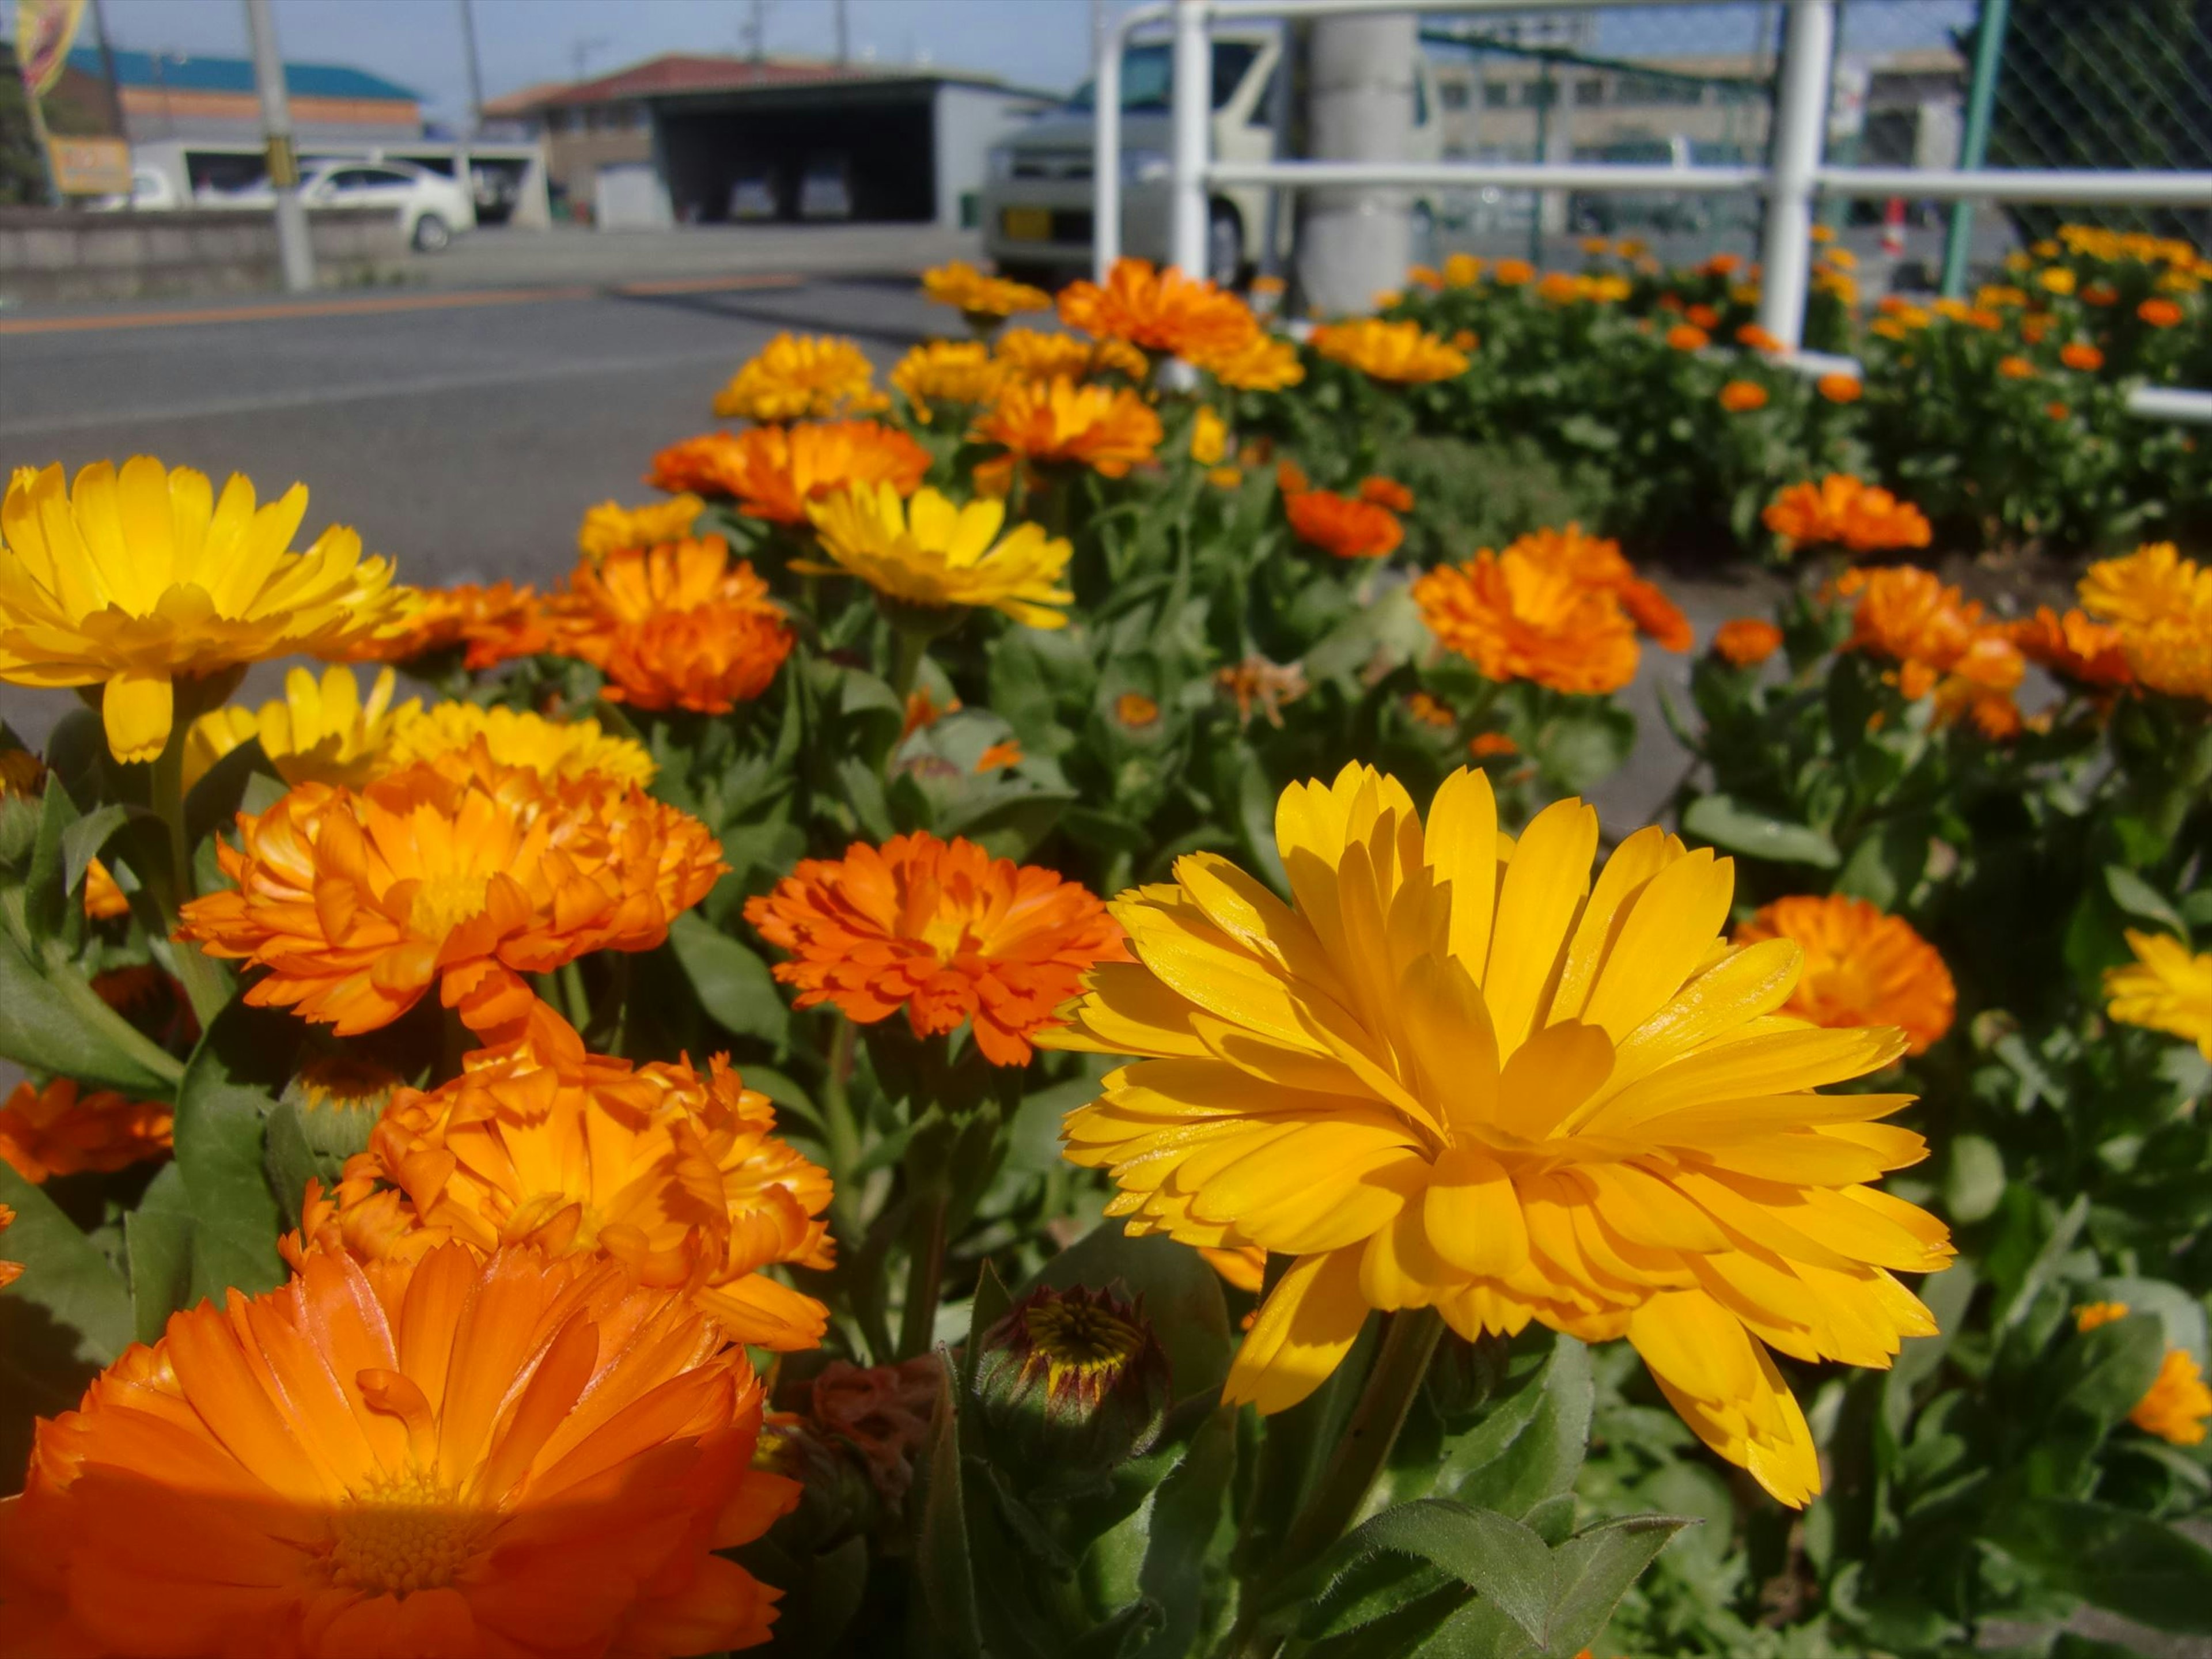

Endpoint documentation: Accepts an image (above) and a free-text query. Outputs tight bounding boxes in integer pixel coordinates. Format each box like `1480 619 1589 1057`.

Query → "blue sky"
22 1 1974 126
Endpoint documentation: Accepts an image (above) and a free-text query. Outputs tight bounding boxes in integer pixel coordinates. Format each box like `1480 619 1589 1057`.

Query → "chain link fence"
1416 1 2206 287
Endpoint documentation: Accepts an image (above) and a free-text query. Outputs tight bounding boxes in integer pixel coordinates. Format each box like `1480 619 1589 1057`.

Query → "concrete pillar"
1294 10 1416 316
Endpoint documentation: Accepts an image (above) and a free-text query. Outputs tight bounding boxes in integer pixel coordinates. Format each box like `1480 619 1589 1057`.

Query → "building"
484 54 1054 228
61 47 422 146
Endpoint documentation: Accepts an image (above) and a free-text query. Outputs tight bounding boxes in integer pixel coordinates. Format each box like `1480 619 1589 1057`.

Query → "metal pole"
1529 53 1551 267
457 0 485 228
1940 0 2010 298
1169 0 1211 276
244 0 314 292
1092 10 1134 276
1756 0 1835 353
88 0 127 139
836 0 850 64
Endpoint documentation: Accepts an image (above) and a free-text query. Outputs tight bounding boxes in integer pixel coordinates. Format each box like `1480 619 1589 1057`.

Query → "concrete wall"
0 206 408 304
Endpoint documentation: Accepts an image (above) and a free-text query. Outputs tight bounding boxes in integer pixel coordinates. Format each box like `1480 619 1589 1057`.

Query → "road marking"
0 346 729 438
0 273 804 336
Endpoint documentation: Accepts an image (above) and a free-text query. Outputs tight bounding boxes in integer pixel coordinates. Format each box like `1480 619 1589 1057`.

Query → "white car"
226 160 473 252
87 166 181 212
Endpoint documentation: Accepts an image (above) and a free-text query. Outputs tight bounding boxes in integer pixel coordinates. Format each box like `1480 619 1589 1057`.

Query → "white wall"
933 84 1052 230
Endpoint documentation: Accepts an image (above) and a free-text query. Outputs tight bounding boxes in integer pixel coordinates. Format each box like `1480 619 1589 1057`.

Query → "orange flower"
596 600 797 714
1194 329 1306 391
82 857 129 920
1285 487 1403 560
2060 342 2105 372
974 739 1025 772
1714 617 1784 666
1719 380 1769 412
744 831 1128 1066
715 331 888 421
563 535 771 628
1506 524 1691 651
2079 542 2212 700
2132 1348 2212 1445
1468 730 1518 758
1687 302 1722 329
0 1242 798 1657
1215 654 1308 728
1736 323 1784 352
647 423 930 524
1309 318 1469 382
1404 690 1455 729
903 686 959 740
921 259 1050 322
354 581 554 672
1840 566 2024 727
1666 323 1710 351
1736 895 1956 1055
973 376 1164 477
0 1077 172 1183
1702 253 1742 278
1492 257 1534 285
2046 400 2071 421
1358 476 1415 513
2008 606 2134 690
0 1203 17 1289
1998 355 2036 380
1412 549 1640 695
1763 475 1933 555
323 1005 834 1350
179 753 726 1040
1115 691 1161 729
1057 257 1260 361
2140 297 2185 327
994 327 1150 385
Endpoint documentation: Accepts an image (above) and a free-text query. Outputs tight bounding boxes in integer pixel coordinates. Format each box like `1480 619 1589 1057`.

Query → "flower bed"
0 251 2206 1659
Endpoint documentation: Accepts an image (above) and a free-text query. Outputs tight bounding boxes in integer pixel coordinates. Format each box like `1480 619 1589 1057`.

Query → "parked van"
982 30 1441 285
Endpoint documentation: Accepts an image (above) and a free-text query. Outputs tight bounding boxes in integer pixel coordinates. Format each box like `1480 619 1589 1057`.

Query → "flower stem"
146 709 230 1032
818 1014 862 1239
886 623 928 704
897 1186 949 1359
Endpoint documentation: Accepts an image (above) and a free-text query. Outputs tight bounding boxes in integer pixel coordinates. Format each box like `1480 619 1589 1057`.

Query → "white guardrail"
1093 0 2212 422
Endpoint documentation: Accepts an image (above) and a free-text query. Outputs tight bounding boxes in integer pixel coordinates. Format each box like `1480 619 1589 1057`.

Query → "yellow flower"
0 459 403 763
892 339 1007 422
2104 930 2212 1058
385 700 656 788
1048 764 1950 1506
1310 318 1469 382
576 493 703 559
184 663 414 791
802 483 1073 629
1191 406 1229 467
713 332 889 422
921 259 1050 323
2078 543 2212 700
2134 1349 2212 1445
2038 266 2078 295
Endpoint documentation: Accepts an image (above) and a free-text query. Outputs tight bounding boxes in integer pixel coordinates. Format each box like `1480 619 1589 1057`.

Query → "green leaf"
1942 1134 2005 1226
2054 1312 2166 1431
0 1158 134 1365
0 922 183 1096
2103 866 2188 939
1988 1498 2212 1635
1126 1407 1236 1659
1031 1219 1231 1404
667 912 790 1046
1444 1336 1593 1519
1290 1500 1554 1644
59 802 141 897
124 1207 198 1346
964 1257 1013 1391
173 999 296 1304
1835 815 1930 911
1535 704 1635 796
1540 1514 1696 1653
910 1353 984 1658
1680 794 1839 868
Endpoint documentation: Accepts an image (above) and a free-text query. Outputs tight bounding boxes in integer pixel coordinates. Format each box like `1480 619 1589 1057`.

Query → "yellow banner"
14 0 88 98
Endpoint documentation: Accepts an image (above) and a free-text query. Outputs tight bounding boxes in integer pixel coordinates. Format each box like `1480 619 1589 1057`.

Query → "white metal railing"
1092 0 2212 419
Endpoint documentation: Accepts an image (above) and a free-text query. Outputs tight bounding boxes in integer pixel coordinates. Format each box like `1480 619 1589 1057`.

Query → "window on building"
1574 77 1605 107
1441 81 1470 111
1613 74 1705 108
1519 81 1555 108
582 105 604 132
543 108 567 134
627 102 650 130
1482 82 1510 109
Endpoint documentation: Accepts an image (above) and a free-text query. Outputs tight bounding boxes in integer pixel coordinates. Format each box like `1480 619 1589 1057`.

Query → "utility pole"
747 0 770 64
88 0 127 138
835 0 850 66
243 0 313 291
1294 10 1416 316
456 0 485 228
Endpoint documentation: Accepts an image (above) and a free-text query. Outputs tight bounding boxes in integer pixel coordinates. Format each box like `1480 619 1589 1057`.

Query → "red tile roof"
514 54 911 109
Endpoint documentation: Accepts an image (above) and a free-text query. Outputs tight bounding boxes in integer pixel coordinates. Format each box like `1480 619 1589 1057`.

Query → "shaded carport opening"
657 84 938 225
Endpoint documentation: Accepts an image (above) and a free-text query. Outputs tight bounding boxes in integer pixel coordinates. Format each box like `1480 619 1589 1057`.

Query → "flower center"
409 870 491 938
328 1472 482 1595
918 906 986 963
1025 1298 1141 1389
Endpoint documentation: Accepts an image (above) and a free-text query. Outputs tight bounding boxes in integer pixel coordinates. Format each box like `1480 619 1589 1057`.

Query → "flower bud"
973 1284 1170 1480
278 1053 403 1163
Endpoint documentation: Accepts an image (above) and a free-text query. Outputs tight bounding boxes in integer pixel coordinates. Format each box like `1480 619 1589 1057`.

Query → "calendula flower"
0 459 403 762
1493 257 1535 285
1714 618 1784 666
1719 380 1770 412
715 331 888 421
324 1003 834 1350
386 701 655 788
745 831 1128 1066
0 1203 17 1289
1115 691 1161 729
1359 476 1415 513
577 493 702 559
893 340 1009 422
2074 1303 2212 1445
0 1077 172 1183
1468 731 1518 759
1508 525 1691 651
179 755 725 1039
1048 764 1950 1505
1997 355 2036 380
2078 543 2212 699
82 858 130 920
902 686 958 740
1200 330 1309 390
646 422 931 525
599 601 796 715
975 739 1025 772
973 376 1164 478
1190 406 1229 467
1058 257 1260 362
2140 297 2185 327
1311 318 1469 382
922 259 1050 324
1216 654 1308 728
1666 323 1710 351
802 484 1073 628
2007 607 2134 691
1414 548 1640 695
994 327 1150 385
1764 475 1933 555
2105 930 2212 1058
185 663 414 791
351 581 552 672
2060 341 2105 372
1736 895 1955 1055
1817 375 1862 406
1285 486 1403 560
0 1241 798 1657
1840 566 2024 722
